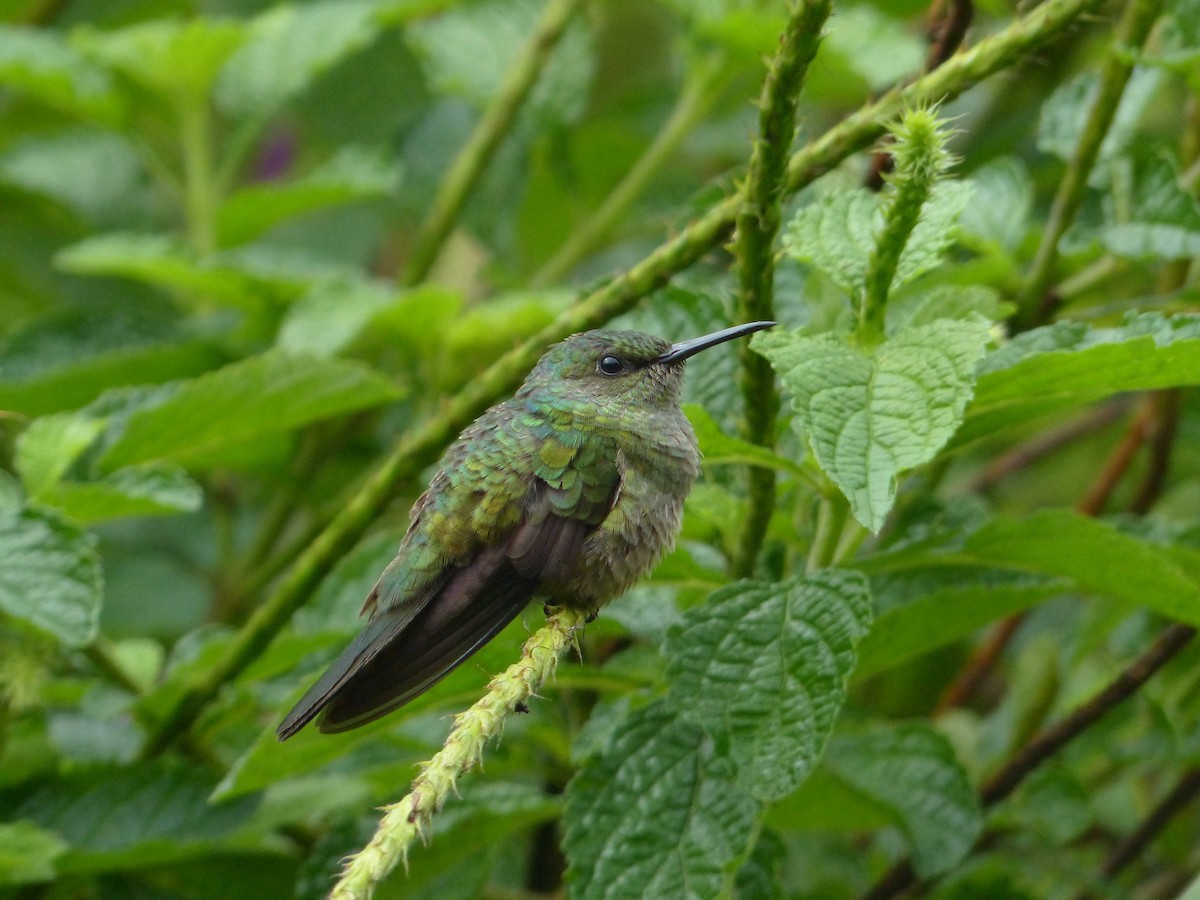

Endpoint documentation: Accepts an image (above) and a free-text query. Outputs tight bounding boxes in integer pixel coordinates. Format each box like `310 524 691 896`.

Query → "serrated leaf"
0 822 67 885
0 26 121 122
783 182 974 299
826 723 982 878
97 350 400 470
664 570 873 801
755 320 991 530
1089 154 1200 259
886 285 1010 334
0 506 102 646
217 146 401 246
954 313 1200 449
75 17 246 108
563 701 757 900
215 0 382 118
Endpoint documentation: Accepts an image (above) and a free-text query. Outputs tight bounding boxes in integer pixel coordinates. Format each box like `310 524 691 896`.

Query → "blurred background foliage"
1 0 1200 897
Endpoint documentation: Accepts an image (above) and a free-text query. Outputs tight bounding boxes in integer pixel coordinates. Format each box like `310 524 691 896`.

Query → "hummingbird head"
523 322 776 413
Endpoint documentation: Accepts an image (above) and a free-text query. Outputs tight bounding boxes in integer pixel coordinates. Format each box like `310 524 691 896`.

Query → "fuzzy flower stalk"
857 108 953 344
329 606 588 900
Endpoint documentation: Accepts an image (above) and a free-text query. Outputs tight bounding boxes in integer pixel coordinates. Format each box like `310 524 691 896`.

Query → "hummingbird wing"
275 420 619 739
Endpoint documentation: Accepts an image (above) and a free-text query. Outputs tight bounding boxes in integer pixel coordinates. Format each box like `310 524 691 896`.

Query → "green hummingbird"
277 321 775 739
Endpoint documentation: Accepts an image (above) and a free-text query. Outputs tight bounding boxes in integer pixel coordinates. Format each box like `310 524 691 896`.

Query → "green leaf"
0 298 224 416
15 413 106 497
215 0 383 118
886 285 1011 334
820 5 925 91
0 25 121 122
956 157 1034 253
855 572 1066 680
563 701 757 900
35 463 203 523
98 350 400 470
960 510 1200 626
825 723 982 878
0 131 147 226
75 17 246 108
954 313 1200 449
407 0 593 127
217 146 401 246
0 821 67 885
782 181 974 299
664 571 873 801
683 403 807 477
14 763 259 873
755 320 991 530
0 506 102 646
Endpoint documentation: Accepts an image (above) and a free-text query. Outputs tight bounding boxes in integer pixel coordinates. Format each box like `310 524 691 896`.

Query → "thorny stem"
402 0 585 286
139 0 1114 757
330 608 587 900
732 0 831 579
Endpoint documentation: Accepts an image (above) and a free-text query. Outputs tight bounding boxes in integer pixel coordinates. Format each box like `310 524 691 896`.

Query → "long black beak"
655 321 776 364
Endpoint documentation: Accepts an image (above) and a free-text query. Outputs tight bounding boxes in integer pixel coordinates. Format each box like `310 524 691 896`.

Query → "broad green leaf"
825 723 982 878
75 17 246 108
217 146 401 246
886 285 1011 334
563 701 757 900
953 313 1200 449
55 233 303 308
35 463 203 523
956 157 1034 253
755 320 991 530
0 821 67 885
215 0 382 118
0 131 146 226
0 26 121 122
0 298 224 416
855 572 1066 680
14 763 259 872
15 413 106 497
278 278 451 358
408 0 593 127
98 350 400 470
960 510 1200 626
683 403 807 477
0 506 102 646
664 571 872 801
782 181 974 299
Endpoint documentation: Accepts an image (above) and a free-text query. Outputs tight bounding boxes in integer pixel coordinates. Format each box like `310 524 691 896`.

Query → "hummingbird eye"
598 354 624 376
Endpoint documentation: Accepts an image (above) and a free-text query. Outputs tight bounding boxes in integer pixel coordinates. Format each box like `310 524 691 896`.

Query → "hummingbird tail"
275 545 538 740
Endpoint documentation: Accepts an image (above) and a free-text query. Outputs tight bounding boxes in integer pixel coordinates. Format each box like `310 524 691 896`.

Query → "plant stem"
530 53 729 288
402 0 585 286
330 608 587 900
180 102 218 255
731 0 831 580
138 0 1112 757
1014 0 1166 328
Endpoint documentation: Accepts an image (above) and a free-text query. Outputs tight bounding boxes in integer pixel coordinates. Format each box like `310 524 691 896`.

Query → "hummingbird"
276 321 775 739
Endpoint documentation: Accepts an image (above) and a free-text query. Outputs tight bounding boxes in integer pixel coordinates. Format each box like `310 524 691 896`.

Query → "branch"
138 0 1114 757
329 608 587 900
731 0 831 579
402 0 585 286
